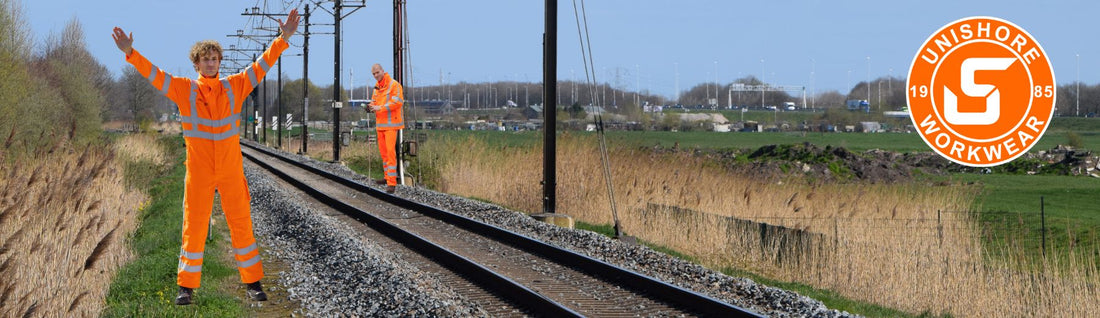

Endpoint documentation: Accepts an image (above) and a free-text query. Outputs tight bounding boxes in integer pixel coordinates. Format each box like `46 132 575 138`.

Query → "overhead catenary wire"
571 0 623 239
403 2 415 128
400 2 423 184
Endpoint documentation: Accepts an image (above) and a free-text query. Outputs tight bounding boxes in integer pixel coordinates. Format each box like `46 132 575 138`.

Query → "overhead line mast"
543 0 557 214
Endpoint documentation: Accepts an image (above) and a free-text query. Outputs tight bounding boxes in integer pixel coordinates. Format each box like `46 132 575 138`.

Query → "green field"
946 173 1100 262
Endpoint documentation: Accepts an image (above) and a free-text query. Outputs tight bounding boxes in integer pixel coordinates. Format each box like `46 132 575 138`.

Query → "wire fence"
644 197 1100 270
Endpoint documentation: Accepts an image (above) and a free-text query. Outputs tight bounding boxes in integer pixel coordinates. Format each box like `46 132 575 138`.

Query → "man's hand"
278 8 301 41
112 27 133 56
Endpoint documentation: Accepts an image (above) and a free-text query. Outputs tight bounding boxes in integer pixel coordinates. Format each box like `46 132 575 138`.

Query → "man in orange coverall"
369 64 404 193
111 9 299 306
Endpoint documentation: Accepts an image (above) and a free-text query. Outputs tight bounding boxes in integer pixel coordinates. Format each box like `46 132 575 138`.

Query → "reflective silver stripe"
237 254 261 269
178 260 202 273
183 127 238 141
146 66 159 83
258 58 271 73
158 73 171 95
186 81 197 125
389 79 402 109
235 243 257 256
386 171 398 177
180 249 204 260
247 67 258 87
393 96 403 103
221 79 236 112
180 114 238 128
377 122 403 128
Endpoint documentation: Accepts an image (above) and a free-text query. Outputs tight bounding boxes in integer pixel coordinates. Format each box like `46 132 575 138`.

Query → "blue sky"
21 0 1100 99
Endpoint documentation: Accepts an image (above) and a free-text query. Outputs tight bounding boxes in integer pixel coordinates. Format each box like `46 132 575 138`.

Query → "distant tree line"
0 1 109 152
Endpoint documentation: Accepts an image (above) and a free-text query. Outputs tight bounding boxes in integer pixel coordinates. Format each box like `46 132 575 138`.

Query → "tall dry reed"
424 132 1098 317
0 133 148 316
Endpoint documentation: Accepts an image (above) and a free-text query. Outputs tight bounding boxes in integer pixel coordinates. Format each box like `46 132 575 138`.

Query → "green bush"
1066 132 1084 149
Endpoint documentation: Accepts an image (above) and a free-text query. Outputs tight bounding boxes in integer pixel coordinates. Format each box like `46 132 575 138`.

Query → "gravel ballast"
246 152 857 317
246 165 489 317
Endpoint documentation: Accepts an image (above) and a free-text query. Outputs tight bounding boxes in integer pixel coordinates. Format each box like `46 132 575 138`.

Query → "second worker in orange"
369 63 405 193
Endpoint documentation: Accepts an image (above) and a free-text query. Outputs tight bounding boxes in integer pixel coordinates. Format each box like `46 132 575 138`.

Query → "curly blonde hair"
189 40 223 71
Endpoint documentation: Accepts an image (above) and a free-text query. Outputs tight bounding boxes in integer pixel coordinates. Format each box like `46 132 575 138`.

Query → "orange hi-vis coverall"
125 37 289 289
371 72 405 186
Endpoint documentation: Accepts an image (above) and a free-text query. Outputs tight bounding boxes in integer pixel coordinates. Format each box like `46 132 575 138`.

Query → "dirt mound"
649 142 1095 183
740 143 949 183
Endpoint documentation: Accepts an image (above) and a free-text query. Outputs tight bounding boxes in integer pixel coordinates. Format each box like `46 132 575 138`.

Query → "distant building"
523 105 544 119
859 121 882 133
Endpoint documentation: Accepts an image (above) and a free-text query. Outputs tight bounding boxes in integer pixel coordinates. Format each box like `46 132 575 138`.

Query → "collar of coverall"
376 72 391 88
197 73 221 84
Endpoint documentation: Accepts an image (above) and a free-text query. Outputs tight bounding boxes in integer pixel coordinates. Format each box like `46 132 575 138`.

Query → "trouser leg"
378 129 399 186
178 169 215 289
218 166 263 284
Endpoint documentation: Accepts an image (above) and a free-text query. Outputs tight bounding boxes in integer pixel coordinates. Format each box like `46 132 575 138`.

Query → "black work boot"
175 286 194 305
246 281 268 301
385 185 396 194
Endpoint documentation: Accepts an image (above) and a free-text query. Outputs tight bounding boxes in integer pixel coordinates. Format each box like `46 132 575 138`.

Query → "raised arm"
221 8 299 109
113 26 191 107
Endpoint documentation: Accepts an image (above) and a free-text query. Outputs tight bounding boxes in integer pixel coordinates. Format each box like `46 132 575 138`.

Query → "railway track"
240 141 761 317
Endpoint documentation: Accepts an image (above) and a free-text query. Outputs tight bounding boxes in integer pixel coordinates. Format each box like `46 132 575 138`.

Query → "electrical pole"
394 0 407 185
866 56 871 110
263 69 268 143
543 0 557 214
277 56 283 148
251 54 259 141
330 0 366 162
332 1 343 161
302 4 310 154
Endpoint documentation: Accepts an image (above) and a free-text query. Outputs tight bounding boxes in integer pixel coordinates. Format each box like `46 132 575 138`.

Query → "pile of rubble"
1030 145 1099 177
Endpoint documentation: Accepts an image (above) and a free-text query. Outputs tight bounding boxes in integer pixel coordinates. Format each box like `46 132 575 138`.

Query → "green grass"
945 174 1100 264
420 130 543 148
1046 117 1100 133
609 130 931 152
103 136 245 317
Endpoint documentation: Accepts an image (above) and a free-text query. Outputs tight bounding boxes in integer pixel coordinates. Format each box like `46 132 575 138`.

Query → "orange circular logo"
907 16 1055 167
